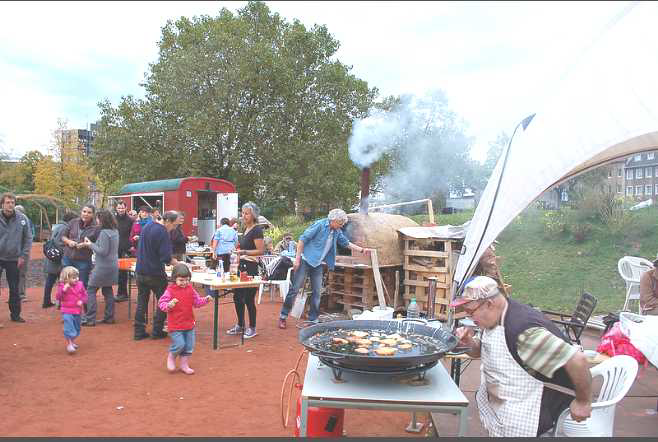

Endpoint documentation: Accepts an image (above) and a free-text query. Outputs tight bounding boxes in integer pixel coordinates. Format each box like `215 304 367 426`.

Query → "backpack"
43 225 65 262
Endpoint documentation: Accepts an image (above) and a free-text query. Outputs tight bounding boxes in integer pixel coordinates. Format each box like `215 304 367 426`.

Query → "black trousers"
0 260 20 319
44 272 59 305
134 273 167 336
233 261 258 328
117 249 129 296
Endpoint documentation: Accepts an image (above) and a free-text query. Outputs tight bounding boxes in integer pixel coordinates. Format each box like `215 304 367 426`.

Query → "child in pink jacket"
55 266 88 354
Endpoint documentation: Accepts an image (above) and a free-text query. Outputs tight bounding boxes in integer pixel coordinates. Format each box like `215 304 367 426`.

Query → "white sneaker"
244 328 258 339
66 343 76 354
226 324 243 335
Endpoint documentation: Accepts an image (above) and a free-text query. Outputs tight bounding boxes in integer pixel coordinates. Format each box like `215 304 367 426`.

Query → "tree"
17 150 44 191
92 1 376 217
34 119 92 206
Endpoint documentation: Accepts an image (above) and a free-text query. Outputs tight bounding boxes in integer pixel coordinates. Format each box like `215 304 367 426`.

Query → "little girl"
55 266 88 354
159 263 212 374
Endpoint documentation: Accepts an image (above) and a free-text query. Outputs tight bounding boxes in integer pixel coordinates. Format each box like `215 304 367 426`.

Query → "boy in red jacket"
159 264 211 374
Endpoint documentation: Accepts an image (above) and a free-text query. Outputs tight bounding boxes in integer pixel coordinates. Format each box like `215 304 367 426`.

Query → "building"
622 151 658 201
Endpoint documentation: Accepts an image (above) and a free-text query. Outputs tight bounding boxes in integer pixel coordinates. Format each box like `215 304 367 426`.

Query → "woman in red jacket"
158 264 211 374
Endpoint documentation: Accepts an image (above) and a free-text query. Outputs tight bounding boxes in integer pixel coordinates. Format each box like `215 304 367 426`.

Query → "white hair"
327 208 348 223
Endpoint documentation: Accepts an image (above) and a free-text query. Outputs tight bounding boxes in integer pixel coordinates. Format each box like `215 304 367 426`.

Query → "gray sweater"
0 210 32 261
88 229 119 288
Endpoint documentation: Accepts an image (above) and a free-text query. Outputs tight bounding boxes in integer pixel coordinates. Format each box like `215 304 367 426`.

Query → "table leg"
213 291 219 350
457 406 469 436
128 272 132 319
300 396 309 437
450 358 462 387
405 412 424 432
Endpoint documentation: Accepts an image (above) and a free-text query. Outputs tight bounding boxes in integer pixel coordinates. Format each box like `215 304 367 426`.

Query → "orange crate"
118 258 136 271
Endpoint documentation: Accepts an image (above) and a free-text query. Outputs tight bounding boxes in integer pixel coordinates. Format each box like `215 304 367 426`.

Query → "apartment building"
621 151 658 201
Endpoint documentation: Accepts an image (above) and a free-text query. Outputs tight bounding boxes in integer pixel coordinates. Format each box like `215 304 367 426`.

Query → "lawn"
269 205 658 315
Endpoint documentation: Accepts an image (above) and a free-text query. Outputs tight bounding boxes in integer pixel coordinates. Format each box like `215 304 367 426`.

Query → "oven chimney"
359 167 370 214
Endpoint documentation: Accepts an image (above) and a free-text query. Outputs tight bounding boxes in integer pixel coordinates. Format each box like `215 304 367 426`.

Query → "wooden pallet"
327 264 401 312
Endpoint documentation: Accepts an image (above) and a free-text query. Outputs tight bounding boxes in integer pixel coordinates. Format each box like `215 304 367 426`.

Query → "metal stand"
405 412 425 433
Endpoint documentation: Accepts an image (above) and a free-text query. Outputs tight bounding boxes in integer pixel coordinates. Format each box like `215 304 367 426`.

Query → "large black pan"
299 319 458 371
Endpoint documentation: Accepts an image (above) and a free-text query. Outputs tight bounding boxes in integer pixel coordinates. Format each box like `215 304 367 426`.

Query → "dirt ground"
0 243 655 437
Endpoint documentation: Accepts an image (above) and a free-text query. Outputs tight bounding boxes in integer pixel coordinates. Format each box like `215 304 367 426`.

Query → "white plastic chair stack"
552 355 638 437
617 256 653 314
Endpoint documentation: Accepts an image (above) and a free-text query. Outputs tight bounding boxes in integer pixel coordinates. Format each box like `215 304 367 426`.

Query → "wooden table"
190 272 267 350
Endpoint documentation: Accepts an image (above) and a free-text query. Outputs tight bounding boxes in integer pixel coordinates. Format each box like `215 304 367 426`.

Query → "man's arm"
19 215 32 267
563 351 593 422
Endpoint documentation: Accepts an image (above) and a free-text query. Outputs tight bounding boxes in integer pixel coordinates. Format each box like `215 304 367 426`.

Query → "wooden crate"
400 232 464 321
327 264 401 311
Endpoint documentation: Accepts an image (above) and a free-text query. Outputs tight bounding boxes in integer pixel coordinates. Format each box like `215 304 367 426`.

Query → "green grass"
270 206 658 314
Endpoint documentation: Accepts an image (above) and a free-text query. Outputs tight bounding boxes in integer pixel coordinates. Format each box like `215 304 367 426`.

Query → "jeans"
0 260 21 319
134 273 167 336
85 286 115 323
62 313 81 339
280 259 323 322
43 273 59 305
61 256 92 289
169 329 195 356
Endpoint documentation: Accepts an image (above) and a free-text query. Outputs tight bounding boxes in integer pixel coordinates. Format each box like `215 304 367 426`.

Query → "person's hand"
63 282 70 292
362 247 373 255
76 300 83 306
212 253 217 260
75 242 85 249
66 239 77 248
168 299 178 309
17 257 25 269
83 237 92 246
569 399 592 422
205 295 212 302
293 256 301 271
133 235 139 242
455 326 476 348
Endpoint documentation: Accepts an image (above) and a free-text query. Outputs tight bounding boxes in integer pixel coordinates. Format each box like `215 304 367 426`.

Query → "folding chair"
542 291 598 346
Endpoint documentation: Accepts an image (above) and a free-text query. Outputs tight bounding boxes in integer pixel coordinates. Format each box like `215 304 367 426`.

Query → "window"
627 186 634 196
636 168 644 179
649 152 655 160
627 169 634 180
618 168 623 177
617 184 622 193
635 154 642 161
608 169 612 178
636 185 643 195
655 183 658 195
647 167 653 178
647 185 653 195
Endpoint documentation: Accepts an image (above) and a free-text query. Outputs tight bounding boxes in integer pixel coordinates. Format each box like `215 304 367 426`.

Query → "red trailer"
109 177 238 245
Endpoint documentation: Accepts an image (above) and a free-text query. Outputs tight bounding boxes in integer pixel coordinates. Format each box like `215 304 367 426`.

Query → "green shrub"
570 222 592 242
542 210 568 237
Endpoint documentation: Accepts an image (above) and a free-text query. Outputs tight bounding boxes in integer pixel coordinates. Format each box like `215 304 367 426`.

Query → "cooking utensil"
298 319 458 371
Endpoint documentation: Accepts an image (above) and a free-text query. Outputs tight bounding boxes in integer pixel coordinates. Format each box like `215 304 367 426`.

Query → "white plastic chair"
617 256 653 313
552 355 638 437
257 261 293 304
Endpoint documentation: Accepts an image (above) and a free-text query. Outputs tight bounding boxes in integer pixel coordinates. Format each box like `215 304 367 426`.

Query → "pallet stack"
326 263 400 311
399 228 465 321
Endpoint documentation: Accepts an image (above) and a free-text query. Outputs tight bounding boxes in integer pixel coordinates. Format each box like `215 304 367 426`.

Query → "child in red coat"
159 264 211 374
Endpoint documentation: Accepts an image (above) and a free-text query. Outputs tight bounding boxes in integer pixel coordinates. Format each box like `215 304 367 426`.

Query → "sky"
0 1 636 161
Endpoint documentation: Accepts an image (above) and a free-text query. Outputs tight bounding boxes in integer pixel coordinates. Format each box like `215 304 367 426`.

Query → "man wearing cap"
639 257 658 315
278 209 371 329
452 275 592 437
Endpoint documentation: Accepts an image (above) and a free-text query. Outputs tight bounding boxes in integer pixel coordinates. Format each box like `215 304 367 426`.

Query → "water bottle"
216 260 224 279
230 251 238 276
407 297 419 319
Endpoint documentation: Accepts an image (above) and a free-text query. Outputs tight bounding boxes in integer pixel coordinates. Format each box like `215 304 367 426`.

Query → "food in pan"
350 330 369 338
355 338 372 346
380 338 398 346
354 347 370 354
375 346 397 356
331 337 349 345
398 343 413 350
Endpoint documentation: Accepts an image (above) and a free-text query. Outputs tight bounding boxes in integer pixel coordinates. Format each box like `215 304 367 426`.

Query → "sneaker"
244 327 258 339
114 295 129 303
73 343 79 349
11 317 26 323
99 318 115 324
278 318 287 329
81 322 96 327
66 343 76 354
226 324 243 335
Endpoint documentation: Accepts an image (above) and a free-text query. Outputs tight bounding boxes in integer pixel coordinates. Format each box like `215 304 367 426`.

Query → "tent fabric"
118 178 183 194
453 2 658 293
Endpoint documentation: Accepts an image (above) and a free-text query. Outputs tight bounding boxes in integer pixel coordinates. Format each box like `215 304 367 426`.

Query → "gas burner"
318 357 438 382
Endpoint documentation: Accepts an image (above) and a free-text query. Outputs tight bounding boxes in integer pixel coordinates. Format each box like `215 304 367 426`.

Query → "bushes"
542 209 592 242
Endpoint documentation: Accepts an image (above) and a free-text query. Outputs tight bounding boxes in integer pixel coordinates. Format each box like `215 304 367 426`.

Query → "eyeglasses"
463 300 487 316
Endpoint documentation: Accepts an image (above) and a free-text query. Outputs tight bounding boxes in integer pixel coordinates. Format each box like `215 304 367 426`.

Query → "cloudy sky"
0 1 635 161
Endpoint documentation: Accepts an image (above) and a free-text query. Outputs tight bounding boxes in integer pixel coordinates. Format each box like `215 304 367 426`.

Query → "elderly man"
278 208 370 329
274 232 297 258
134 210 179 340
639 257 658 315
0 193 32 322
452 276 592 437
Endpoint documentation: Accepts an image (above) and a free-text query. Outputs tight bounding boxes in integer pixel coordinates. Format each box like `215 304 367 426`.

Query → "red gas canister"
294 396 344 437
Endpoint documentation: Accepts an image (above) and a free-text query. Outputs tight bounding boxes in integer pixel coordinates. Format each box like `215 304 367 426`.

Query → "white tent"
453 2 658 294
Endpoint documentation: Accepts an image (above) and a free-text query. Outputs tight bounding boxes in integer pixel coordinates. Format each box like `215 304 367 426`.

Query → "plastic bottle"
216 260 224 279
407 297 419 319
230 251 238 276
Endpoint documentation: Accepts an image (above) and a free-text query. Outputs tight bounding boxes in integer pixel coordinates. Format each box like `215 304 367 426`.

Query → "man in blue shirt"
134 210 179 340
211 217 238 274
278 209 370 328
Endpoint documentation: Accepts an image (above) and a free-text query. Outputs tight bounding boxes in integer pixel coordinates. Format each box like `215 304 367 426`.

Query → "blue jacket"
135 222 172 278
299 219 349 270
